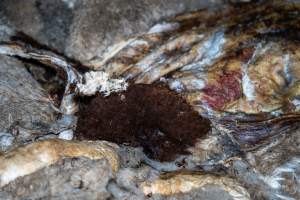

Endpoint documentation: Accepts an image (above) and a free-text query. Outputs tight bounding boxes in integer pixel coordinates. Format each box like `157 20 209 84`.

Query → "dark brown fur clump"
76 83 210 161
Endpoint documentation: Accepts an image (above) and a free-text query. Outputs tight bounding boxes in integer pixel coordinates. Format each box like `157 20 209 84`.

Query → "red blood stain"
202 71 242 110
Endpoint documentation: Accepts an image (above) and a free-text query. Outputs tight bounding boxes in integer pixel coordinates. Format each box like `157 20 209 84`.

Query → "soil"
76 83 211 161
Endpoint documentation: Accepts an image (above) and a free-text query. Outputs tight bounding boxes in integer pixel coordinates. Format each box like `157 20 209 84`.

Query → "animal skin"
141 173 250 200
0 139 119 187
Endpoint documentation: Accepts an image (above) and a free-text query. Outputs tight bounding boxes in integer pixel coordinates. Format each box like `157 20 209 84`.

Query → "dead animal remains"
76 83 211 161
1 1 300 199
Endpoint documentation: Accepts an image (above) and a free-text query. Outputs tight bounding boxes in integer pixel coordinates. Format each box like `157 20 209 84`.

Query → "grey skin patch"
35 0 74 51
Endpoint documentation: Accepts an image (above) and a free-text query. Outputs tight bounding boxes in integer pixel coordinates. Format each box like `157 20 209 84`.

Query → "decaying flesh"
0 35 212 163
0 41 128 115
88 1 300 149
76 83 211 162
1 1 300 150
89 2 300 198
1 1 300 199
0 139 119 187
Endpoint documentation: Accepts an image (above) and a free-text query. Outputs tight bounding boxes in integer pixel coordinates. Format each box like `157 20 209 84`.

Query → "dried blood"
76 83 211 161
202 71 242 110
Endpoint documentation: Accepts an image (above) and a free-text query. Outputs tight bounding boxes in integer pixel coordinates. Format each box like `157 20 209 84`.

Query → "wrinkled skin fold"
1 0 300 148
89 1 300 148
1 1 300 199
